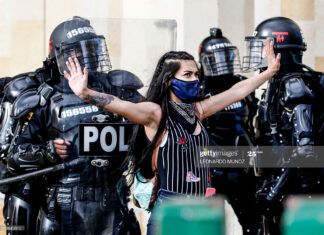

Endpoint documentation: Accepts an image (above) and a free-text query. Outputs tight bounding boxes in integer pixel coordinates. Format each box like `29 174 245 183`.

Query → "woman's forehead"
178 60 198 72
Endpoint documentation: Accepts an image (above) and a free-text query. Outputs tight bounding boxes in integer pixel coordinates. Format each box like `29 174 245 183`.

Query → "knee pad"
6 194 37 235
36 207 60 235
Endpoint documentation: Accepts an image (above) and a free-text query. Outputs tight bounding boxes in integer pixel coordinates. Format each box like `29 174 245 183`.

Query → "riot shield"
58 17 177 159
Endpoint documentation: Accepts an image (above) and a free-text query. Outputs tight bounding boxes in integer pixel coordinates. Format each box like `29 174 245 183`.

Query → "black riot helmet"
48 16 112 75
243 17 307 71
199 28 242 77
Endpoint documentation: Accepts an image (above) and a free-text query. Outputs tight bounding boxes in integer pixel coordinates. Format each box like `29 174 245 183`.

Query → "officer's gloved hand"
256 176 276 215
266 168 292 202
256 170 291 215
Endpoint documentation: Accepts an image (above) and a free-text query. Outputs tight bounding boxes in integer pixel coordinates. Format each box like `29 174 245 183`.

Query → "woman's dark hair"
124 51 195 182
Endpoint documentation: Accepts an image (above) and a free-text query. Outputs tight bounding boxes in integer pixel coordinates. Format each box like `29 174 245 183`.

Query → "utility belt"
46 184 117 207
45 184 119 221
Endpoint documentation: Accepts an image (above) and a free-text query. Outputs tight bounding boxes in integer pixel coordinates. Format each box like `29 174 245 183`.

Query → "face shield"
242 37 275 71
55 36 112 75
201 46 241 77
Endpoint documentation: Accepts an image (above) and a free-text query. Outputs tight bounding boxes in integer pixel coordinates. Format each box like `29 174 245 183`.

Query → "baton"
0 158 86 186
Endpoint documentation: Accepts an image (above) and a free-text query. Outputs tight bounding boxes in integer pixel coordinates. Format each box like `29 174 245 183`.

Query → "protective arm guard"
291 104 314 160
283 76 315 159
0 75 43 157
292 104 314 146
7 140 58 175
0 102 15 156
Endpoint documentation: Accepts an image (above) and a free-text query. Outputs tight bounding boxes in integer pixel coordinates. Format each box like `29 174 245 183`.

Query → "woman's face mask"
170 77 199 102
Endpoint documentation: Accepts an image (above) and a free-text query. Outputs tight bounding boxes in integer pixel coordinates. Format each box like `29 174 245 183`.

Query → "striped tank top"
157 116 210 196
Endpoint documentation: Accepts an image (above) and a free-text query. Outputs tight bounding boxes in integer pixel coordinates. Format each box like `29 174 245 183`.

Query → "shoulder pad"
11 89 39 119
4 75 40 103
283 75 315 104
0 77 13 89
0 77 13 98
107 70 143 89
10 83 55 119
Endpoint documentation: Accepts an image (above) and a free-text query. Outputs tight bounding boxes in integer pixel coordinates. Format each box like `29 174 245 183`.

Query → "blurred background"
0 0 324 234
1 0 324 85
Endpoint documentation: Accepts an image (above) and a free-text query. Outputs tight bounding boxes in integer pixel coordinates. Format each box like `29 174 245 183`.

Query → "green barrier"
154 198 225 235
282 196 324 235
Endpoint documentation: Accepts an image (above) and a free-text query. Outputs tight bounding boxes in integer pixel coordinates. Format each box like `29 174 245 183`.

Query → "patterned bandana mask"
169 101 197 134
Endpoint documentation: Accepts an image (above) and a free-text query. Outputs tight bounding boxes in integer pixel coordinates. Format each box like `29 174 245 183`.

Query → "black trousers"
211 168 263 235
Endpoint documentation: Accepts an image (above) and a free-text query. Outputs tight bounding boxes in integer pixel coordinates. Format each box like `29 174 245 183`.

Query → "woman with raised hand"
64 39 280 234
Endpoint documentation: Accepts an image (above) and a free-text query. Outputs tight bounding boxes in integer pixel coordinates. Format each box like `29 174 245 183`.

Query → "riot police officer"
7 16 141 235
0 75 15 225
1 69 54 235
243 17 324 234
199 28 262 235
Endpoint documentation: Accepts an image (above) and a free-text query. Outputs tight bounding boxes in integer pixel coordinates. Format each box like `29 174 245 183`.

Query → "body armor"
254 70 324 235
8 70 143 235
202 75 261 235
203 75 257 146
0 71 51 235
199 28 261 235
47 90 121 185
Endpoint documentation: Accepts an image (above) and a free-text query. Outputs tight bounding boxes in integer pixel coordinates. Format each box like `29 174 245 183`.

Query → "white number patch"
66 27 96 39
207 42 233 50
61 105 99 118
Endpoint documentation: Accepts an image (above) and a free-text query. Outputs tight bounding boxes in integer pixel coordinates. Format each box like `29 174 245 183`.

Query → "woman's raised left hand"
63 57 89 98
264 39 281 74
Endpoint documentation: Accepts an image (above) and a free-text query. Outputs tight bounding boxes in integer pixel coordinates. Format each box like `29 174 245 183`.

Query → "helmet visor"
201 47 241 77
55 36 112 75
242 37 274 71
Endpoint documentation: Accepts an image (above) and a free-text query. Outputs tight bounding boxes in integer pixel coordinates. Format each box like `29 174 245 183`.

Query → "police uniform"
7 16 141 235
244 17 324 235
199 28 262 235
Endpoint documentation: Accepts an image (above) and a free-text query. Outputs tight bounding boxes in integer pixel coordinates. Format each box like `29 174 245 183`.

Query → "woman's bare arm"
196 39 281 120
63 57 161 128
